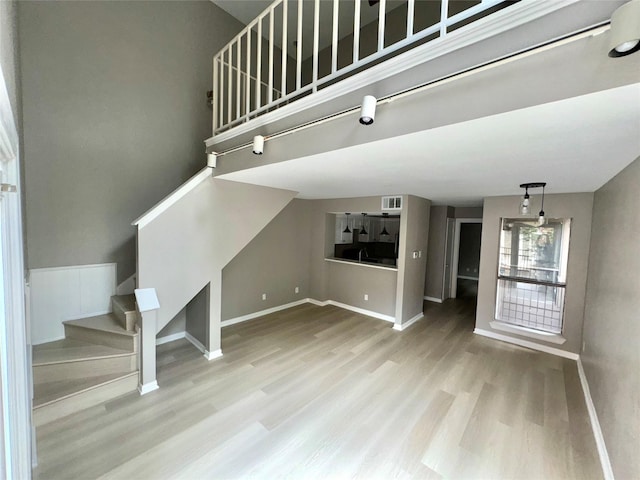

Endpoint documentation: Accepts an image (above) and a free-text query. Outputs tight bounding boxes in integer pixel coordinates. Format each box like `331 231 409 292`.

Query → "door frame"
0 61 32 476
441 217 455 300
450 218 483 298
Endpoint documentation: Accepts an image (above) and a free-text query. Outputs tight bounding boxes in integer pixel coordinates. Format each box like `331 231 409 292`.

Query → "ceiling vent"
382 196 402 211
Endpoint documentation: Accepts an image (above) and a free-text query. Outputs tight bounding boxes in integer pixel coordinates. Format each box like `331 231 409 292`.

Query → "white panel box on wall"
29 264 116 345
382 196 402 211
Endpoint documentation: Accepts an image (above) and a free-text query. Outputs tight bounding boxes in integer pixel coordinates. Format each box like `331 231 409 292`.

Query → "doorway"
450 218 483 299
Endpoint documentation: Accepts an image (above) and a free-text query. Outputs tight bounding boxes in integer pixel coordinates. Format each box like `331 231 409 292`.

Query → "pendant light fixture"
360 213 368 235
519 182 547 223
380 213 389 236
343 213 352 234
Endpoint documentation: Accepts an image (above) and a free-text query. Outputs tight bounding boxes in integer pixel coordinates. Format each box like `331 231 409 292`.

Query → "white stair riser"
64 324 138 353
33 355 137 383
33 373 138 427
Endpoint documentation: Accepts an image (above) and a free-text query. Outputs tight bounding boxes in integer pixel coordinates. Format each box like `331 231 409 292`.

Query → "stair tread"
112 294 136 313
33 339 133 366
33 371 138 408
64 313 138 337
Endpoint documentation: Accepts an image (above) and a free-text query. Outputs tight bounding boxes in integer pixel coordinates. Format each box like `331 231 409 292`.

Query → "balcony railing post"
407 0 415 37
236 39 241 120
227 47 232 126
353 0 361 63
378 0 387 52
296 0 303 91
246 31 251 116
257 18 262 109
312 0 320 91
440 0 449 37
281 0 288 98
332 0 339 73
268 7 275 104
213 56 218 132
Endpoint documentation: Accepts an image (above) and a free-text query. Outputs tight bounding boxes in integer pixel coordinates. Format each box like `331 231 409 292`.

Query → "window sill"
490 321 567 345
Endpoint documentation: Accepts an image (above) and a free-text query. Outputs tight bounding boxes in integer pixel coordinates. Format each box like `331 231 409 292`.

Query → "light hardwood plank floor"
34 299 601 479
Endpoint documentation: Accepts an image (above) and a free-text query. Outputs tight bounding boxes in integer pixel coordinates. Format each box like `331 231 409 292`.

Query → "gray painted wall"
457 223 482 278
476 193 593 354
222 199 311 320
396 195 430 324
454 206 483 218
582 156 640 480
424 205 452 299
19 1 244 283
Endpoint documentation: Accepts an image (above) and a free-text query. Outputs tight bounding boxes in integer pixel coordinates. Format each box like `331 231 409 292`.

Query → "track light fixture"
359 95 377 125
253 135 265 155
207 152 217 168
519 182 547 225
608 0 640 57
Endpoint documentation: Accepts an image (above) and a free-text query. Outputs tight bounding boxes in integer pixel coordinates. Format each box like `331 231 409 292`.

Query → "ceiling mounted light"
252 135 265 155
380 213 389 236
608 0 640 57
359 95 377 125
343 213 352 234
519 182 547 223
360 213 368 235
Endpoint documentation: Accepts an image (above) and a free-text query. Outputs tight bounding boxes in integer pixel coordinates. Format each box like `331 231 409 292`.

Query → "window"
495 218 571 334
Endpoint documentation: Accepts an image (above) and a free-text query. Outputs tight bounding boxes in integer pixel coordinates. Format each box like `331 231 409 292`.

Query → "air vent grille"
382 196 402 211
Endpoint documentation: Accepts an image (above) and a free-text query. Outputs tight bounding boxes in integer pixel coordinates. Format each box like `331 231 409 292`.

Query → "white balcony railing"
212 0 514 135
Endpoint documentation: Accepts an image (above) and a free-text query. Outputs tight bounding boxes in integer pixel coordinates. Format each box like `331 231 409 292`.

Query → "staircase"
32 295 140 426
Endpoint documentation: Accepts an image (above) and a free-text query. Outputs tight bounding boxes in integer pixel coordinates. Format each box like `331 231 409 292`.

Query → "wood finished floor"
34 299 601 480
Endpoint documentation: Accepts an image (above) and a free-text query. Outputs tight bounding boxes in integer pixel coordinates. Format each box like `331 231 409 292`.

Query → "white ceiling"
219 83 640 205
212 0 405 60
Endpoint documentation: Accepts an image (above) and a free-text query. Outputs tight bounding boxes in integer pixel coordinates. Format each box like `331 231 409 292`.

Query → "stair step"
33 371 138 426
64 314 138 352
33 339 136 383
112 294 138 332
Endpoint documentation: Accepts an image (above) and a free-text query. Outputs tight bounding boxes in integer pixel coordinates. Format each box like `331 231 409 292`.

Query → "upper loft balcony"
205 0 629 152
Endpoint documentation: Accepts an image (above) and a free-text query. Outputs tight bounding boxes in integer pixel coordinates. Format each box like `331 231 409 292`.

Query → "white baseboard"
156 331 186 346
204 349 223 361
393 313 424 331
473 328 579 360
322 300 395 323
306 298 328 307
577 358 614 480
185 332 207 354
138 380 159 396
424 296 443 303
221 299 309 327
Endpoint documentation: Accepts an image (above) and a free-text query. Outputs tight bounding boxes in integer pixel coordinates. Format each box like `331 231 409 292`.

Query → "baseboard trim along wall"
424 296 443 303
156 331 186 346
314 299 395 323
393 313 424 331
473 328 579 360
221 299 309 327
138 380 159 396
577 358 615 480
185 332 206 354
204 349 223 361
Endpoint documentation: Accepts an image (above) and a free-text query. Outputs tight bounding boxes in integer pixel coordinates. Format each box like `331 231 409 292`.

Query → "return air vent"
381 196 402 211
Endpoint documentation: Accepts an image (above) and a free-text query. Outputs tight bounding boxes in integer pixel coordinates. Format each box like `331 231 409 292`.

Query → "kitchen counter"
325 257 398 271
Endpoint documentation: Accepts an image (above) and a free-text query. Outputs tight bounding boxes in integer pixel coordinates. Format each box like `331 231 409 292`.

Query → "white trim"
29 262 118 273
473 328 578 360
206 0 583 147
324 300 395 323
457 275 479 281
424 296 443 304
306 298 327 307
204 349 223 361
576 358 614 480
451 218 483 298
489 320 567 345
221 299 309 327
185 332 207 354
155 331 186 346
137 381 159 396
132 168 211 228
324 257 398 272
393 313 424 331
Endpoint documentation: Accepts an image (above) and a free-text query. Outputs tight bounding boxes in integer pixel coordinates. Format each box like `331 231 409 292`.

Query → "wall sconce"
253 135 265 155
359 96 377 125
519 182 547 225
608 0 640 57
207 152 217 168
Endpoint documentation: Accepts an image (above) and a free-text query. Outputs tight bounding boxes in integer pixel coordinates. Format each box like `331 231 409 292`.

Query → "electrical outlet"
262 293 267 301
364 294 369 301
418 250 422 258
412 251 418 259
295 286 299 294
